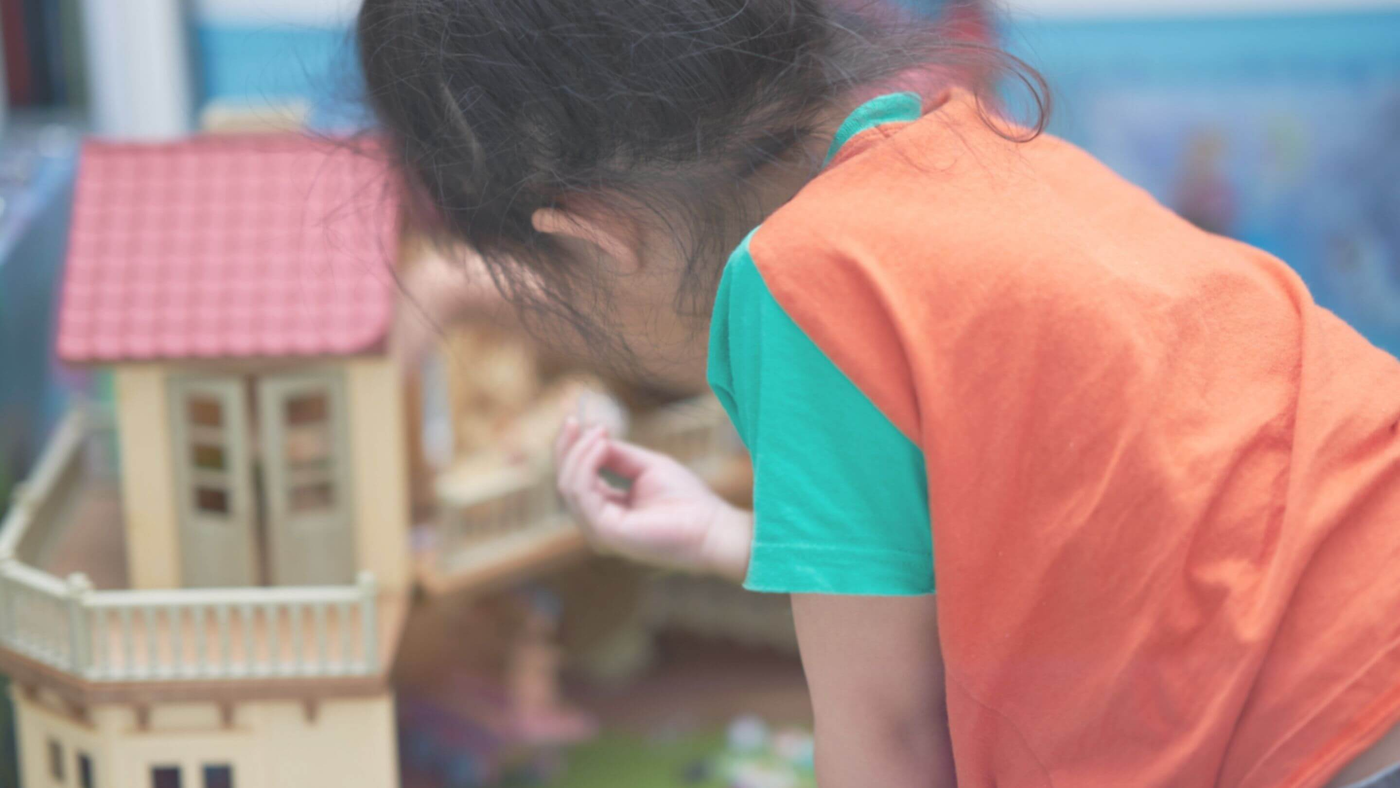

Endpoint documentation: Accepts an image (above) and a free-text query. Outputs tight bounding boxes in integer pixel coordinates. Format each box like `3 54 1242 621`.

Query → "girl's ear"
531 206 642 275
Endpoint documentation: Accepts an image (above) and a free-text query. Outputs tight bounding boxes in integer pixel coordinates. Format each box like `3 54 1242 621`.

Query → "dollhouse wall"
11 687 398 788
113 366 183 590
110 358 409 592
344 357 411 591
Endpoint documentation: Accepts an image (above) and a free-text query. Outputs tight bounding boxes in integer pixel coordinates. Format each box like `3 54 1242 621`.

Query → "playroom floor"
398 632 811 788
573 633 811 733
541 636 812 788
574 639 810 788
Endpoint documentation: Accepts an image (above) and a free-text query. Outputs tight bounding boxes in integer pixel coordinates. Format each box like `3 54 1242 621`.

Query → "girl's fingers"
600 439 669 478
557 422 596 487
566 435 618 537
596 476 629 504
558 426 605 500
567 430 611 501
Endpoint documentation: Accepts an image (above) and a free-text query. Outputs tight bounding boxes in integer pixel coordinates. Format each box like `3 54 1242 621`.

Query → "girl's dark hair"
358 0 1047 363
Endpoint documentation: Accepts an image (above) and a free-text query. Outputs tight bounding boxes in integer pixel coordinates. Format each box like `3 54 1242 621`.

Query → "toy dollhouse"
0 133 753 788
0 135 410 788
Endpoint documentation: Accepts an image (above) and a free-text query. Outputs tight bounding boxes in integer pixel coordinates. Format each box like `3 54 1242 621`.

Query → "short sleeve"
708 233 934 597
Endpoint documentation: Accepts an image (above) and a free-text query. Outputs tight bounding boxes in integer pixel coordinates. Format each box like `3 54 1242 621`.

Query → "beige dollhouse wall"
110 358 410 591
11 687 106 788
113 365 183 589
12 687 398 788
345 357 411 590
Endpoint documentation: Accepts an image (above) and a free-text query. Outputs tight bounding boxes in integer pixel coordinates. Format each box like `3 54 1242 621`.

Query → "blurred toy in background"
508 589 598 742
1313 95 1400 339
1174 130 1237 237
697 716 815 788
439 322 628 476
397 588 596 788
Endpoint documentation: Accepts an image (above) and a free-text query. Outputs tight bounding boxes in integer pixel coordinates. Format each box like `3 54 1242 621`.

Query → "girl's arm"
793 593 955 788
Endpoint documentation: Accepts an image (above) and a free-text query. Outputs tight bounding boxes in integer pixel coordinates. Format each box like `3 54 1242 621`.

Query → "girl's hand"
554 419 752 582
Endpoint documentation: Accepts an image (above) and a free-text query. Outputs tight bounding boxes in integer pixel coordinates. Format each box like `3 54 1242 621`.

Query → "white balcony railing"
0 408 381 683
0 561 379 682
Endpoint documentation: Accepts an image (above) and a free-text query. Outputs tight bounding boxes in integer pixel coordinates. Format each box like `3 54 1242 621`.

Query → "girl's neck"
750 98 862 221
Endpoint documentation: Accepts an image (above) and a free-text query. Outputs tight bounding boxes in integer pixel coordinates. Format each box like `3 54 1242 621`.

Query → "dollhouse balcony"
0 409 397 695
417 396 750 597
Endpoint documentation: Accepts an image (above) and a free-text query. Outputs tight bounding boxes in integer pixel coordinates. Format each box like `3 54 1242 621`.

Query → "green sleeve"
708 233 934 597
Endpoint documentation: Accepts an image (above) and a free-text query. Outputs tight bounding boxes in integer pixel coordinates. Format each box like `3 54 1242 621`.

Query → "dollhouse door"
258 372 357 586
170 377 259 587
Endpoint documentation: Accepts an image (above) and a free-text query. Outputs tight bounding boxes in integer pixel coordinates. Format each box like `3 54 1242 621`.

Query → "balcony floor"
36 479 128 590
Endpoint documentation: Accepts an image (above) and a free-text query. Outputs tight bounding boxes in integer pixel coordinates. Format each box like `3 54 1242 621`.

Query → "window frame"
47 738 64 782
150 765 182 788
202 763 234 788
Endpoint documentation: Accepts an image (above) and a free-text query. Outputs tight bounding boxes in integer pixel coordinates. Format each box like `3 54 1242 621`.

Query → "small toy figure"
507 588 599 744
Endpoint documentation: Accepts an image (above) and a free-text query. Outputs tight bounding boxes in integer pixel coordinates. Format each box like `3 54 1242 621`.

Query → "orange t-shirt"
751 89 1400 787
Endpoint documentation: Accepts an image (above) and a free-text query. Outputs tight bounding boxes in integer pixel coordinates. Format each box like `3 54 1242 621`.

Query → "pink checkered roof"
57 135 401 363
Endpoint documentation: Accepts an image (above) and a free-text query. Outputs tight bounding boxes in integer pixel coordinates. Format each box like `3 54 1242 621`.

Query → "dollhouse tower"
56 136 409 594
0 135 410 788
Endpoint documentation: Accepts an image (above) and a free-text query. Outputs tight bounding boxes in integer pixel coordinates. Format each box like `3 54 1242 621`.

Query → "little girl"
358 2 1400 786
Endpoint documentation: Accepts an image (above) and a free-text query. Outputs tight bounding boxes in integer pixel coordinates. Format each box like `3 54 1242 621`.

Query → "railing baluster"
14 585 30 653
264 602 280 676
290 604 304 675
119 607 134 681
359 573 378 674
50 595 61 664
313 603 328 677
26 587 39 655
193 606 207 679
65 574 93 677
217 605 231 679
25 588 39 658
46 593 59 661
337 600 353 675
15 586 30 653
142 606 159 680
240 603 255 677
91 608 107 680
169 605 183 678
0 561 13 645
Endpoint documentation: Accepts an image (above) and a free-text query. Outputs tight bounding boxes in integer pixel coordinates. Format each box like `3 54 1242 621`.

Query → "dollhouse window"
170 372 355 587
48 739 64 782
195 487 230 515
170 376 257 587
192 444 226 471
78 753 95 788
285 394 327 425
151 766 181 788
290 482 334 514
257 372 355 585
202 765 233 788
281 392 336 511
187 397 223 427
173 379 247 525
